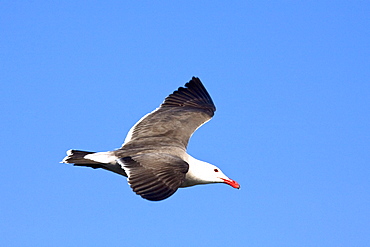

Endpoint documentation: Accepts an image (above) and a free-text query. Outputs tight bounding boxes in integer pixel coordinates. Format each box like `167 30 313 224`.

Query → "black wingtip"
161 77 216 116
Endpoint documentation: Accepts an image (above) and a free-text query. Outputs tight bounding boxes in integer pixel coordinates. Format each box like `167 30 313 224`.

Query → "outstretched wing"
117 153 189 201
122 77 216 149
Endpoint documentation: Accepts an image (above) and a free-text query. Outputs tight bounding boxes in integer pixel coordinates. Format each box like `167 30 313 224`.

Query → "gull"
62 77 240 201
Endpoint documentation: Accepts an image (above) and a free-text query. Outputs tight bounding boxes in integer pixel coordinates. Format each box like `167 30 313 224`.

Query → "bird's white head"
183 156 240 189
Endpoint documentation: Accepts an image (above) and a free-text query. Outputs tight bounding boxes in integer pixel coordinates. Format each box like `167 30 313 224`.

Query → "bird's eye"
214 169 219 172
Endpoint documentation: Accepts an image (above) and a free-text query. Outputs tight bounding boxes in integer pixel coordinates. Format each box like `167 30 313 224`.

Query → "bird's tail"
61 149 127 176
61 150 102 168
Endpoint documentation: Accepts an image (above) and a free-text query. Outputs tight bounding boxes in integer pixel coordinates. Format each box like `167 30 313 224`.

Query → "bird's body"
62 77 239 201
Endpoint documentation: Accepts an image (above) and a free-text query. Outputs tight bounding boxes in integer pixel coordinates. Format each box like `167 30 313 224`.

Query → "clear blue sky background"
1 1 369 246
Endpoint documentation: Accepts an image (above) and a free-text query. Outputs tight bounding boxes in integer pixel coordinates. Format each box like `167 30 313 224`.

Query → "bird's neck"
181 155 214 187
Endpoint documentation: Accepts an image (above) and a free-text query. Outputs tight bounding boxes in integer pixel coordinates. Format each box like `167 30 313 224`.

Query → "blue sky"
1 1 369 246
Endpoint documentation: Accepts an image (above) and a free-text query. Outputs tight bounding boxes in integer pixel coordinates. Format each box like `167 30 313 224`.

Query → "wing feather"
117 153 189 201
122 77 215 149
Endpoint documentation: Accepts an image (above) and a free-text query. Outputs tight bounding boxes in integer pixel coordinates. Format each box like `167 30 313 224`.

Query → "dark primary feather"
161 77 216 116
121 77 216 149
117 153 189 201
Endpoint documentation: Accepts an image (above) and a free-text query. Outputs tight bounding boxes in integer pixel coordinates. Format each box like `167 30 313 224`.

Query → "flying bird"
61 77 240 201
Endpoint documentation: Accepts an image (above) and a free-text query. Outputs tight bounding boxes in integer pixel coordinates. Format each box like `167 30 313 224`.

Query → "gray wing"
117 153 189 201
122 77 216 149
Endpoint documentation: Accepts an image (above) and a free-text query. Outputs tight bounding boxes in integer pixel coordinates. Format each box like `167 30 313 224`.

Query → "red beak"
220 178 240 189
